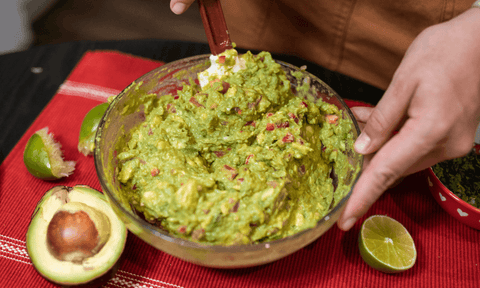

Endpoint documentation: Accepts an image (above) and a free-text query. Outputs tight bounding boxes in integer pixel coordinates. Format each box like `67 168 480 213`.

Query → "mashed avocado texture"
116 49 354 245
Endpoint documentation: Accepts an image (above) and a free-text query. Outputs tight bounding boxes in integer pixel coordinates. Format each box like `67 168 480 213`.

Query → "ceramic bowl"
426 162 480 230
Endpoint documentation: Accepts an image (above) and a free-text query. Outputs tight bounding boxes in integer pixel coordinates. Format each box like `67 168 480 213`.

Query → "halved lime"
358 215 417 273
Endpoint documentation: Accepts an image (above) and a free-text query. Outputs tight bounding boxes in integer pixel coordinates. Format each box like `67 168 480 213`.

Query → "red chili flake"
326 114 339 124
268 181 278 188
245 154 254 164
132 184 137 190
266 113 274 118
221 121 229 126
266 123 275 131
276 122 290 128
248 96 263 110
210 103 218 109
223 165 238 180
297 138 305 145
166 103 176 113
151 168 159 177
174 95 180 100
288 112 299 123
189 97 205 108
237 178 244 183
256 96 263 104
227 148 232 151
244 121 256 127
214 151 226 158
218 55 226 63
220 81 230 94
231 201 239 213
233 107 242 114
224 165 236 171
148 128 153 135
139 111 146 121
178 226 187 234
301 101 308 108
298 165 306 175
282 132 295 143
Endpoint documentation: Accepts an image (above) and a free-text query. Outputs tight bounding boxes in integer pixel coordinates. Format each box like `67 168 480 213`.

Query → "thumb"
170 0 196 14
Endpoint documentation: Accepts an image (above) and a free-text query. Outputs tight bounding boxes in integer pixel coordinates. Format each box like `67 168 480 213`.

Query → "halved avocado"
26 185 127 287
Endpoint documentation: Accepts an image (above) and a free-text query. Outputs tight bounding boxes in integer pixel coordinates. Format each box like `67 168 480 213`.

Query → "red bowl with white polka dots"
426 165 480 230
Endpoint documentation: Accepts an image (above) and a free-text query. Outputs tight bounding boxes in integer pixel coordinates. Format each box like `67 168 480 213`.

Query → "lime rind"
24 127 76 180
358 215 417 273
24 133 56 180
78 103 109 156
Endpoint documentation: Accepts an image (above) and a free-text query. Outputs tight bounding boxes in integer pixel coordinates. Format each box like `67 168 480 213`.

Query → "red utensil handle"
198 0 233 55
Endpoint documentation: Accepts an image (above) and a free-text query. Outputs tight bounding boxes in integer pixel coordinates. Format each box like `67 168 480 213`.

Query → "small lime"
78 103 109 156
24 127 76 180
358 215 417 273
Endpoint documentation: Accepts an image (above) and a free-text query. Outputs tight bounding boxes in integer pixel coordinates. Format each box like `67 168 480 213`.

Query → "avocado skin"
39 253 124 288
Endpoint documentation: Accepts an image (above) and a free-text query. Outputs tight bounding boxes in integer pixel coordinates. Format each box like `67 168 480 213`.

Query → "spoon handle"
198 0 233 55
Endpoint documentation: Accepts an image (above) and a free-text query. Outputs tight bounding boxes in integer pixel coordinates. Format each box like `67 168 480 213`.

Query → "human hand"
170 0 196 14
337 8 480 231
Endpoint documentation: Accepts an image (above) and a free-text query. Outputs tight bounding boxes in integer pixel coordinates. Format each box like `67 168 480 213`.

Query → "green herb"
432 152 480 208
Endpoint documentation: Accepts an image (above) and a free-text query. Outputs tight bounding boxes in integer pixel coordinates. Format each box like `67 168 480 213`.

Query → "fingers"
337 117 436 231
354 72 415 156
350 106 371 131
170 0 196 14
350 106 374 123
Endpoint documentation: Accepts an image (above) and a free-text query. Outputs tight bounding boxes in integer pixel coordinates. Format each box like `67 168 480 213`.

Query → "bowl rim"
94 53 364 252
427 167 480 213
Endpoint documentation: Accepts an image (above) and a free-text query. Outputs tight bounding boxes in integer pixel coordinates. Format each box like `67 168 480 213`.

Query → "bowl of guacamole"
94 48 363 268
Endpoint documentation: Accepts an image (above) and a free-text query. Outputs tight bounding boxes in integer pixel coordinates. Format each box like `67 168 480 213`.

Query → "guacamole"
116 49 355 245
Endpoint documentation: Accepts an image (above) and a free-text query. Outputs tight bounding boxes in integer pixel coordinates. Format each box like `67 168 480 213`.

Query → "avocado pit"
47 202 111 263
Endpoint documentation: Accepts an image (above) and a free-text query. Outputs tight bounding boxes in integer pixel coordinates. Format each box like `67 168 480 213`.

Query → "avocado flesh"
26 185 127 286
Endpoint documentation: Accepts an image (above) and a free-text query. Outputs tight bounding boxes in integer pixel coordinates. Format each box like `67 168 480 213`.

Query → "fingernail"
172 3 187 14
341 217 357 231
355 132 371 154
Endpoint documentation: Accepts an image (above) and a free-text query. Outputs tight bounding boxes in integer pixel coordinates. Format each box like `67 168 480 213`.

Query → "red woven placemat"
0 51 478 288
